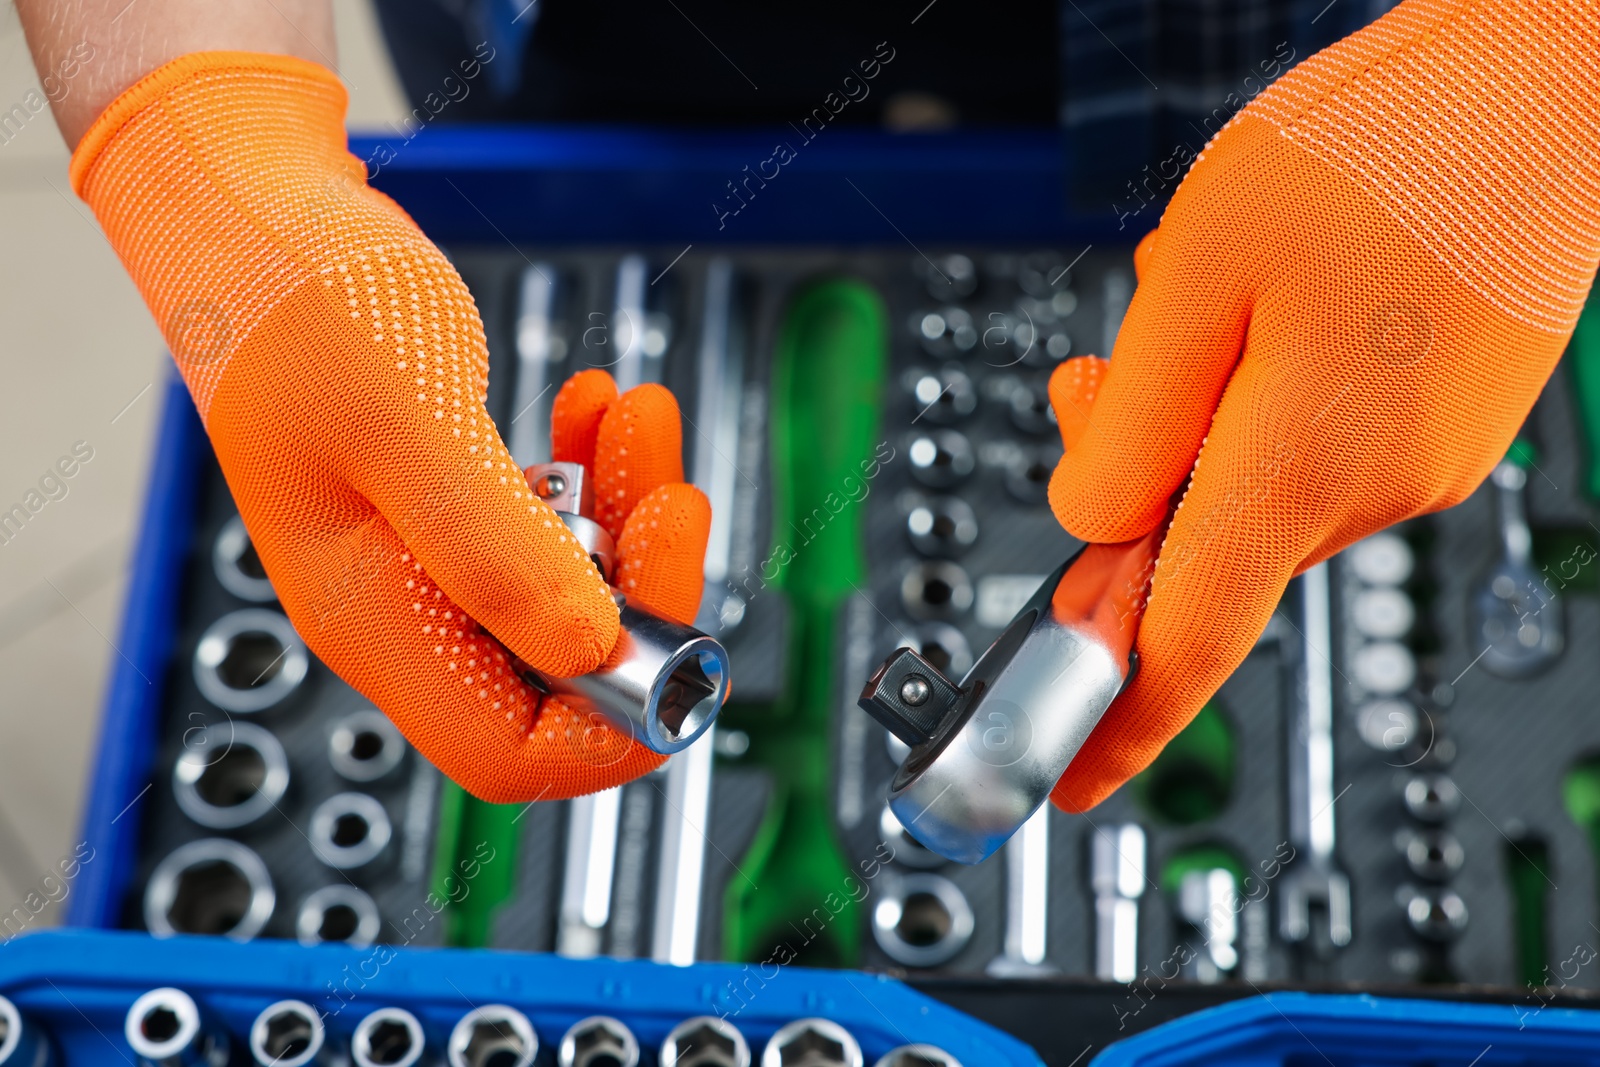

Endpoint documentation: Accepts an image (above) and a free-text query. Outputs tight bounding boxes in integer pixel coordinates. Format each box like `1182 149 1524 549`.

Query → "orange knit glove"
1048 0 1600 812
71 53 709 801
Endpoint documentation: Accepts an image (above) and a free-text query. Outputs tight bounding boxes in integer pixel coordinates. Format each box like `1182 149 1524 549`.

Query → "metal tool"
144 839 274 941
192 609 308 714
691 258 751 636
172 721 289 830
651 741 714 964
558 1017 638 1067
870 872 975 968
0 995 51 1067
249 1000 327 1067
328 709 406 783
1278 564 1353 952
1176 867 1239 983
125 988 228 1067
873 1049 961 1067
352 1009 424 1067
859 527 1162 864
1091 823 1146 982
557 786 621 957
296 884 381 947
1474 460 1563 678
987 805 1056 976
506 263 567 468
308 792 392 871
447 1006 538 1067
1399 828 1465 881
213 515 276 603
660 1017 750 1067
760 1020 862 1067
522 461 730 755
1403 773 1460 823
1401 885 1469 942
610 254 673 392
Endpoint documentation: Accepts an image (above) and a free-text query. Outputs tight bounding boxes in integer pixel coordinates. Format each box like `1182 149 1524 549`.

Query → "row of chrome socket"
0 989 961 1067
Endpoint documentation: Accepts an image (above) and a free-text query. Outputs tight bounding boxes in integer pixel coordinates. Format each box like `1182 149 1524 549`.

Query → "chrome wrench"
1278 563 1352 951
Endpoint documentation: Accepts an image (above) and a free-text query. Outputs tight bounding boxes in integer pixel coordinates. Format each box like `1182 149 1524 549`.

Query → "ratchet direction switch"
859 526 1163 864
521 461 731 755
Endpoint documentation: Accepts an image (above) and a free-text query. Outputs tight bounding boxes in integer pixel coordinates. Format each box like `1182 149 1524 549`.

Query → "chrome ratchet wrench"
1278 563 1353 953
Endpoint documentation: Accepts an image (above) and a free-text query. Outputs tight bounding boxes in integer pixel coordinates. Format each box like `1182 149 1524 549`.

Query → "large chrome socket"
557 1016 638 1067
759 1020 862 1067
125 988 229 1067
520 462 730 754
144 839 274 940
447 1006 537 1067
352 1009 425 1067
0 995 50 1067
172 721 289 830
213 515 277 602
660 1017 749 1067
249 1000 326 1067
192 609 309 713
870 873 975 969
296 884 381 947
309 793 392 871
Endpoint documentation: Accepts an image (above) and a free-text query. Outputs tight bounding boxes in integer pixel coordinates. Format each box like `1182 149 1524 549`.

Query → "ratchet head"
521 461 731 755
862 532 1158 864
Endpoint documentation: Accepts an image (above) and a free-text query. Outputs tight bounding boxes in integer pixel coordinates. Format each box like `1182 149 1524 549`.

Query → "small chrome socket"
879 803 946 870
172 721 289 830
759 1019 862 1067
144 839 274 940
213 515 276 602
0 995 50 1067
907 432 974 489
660 1016 749 1067
557 1016 638 1067
296 884 381 947
873 1048 962 1067
899 562 973 622
905 498 978 559
352 1008 425 1067
309 793 392 871
870 873 975 968
249 1000 326 1067
329 709 406 783
447 1005 537 1067
125 988 228 1067
193 609 309 713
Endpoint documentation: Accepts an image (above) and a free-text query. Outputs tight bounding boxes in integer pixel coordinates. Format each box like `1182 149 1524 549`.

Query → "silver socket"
296 885 381 947
172 721 289 830
908 367 976 424
193 609 309 713
1347 533 1414 586
870 873 975 968
1400 828 1465 881
878 803 946 870
249 1000 325 1067
1403 774 1461 823
906 498 978 558
144 839 274 940
1402 886 1469 942
309 793 392 870
873 1048 962 1067
557 1016 638 1067
447 1006 537 1067
125 988 228 1067
1004 447 1056 504
213 515 277 602
900 562 973 622
0 995 49 1067
329 709 406 782
907 432 974 489
352 1008 424 1067
759 1019 862 1067
660 1016 749 1067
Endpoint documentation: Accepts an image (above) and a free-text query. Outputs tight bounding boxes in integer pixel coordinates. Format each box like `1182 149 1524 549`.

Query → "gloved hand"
71 53 709 801
1047 0 1600 812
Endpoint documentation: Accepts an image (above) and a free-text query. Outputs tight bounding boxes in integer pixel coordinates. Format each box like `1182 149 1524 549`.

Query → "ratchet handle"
1051 507 1173 668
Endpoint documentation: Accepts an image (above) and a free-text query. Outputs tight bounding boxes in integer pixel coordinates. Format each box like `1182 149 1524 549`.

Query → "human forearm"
14 0 335 146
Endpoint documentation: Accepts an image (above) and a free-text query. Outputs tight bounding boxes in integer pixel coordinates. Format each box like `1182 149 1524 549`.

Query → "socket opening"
871 874 974 968
906 498 977 559
907 432 974 489
296 885 381 947
873 1047 962 1067
0 997 17 1064
900 563 973 621
214 515 276 602
558 1016 638 1067
330 710 406 782
174 722 289 830
654 648 725 746
448 1006 537 1067
1004 447 1057 504
661 1016 749 1067
251 1000 325 1067
145 839 274 940
310 793 392 870
760 1019 862 1067
126 989 208 1063
354 1009 424 1067
193 610 309 713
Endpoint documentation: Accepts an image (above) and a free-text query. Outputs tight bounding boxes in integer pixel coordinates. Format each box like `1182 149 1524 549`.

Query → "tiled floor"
0 0 407 920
